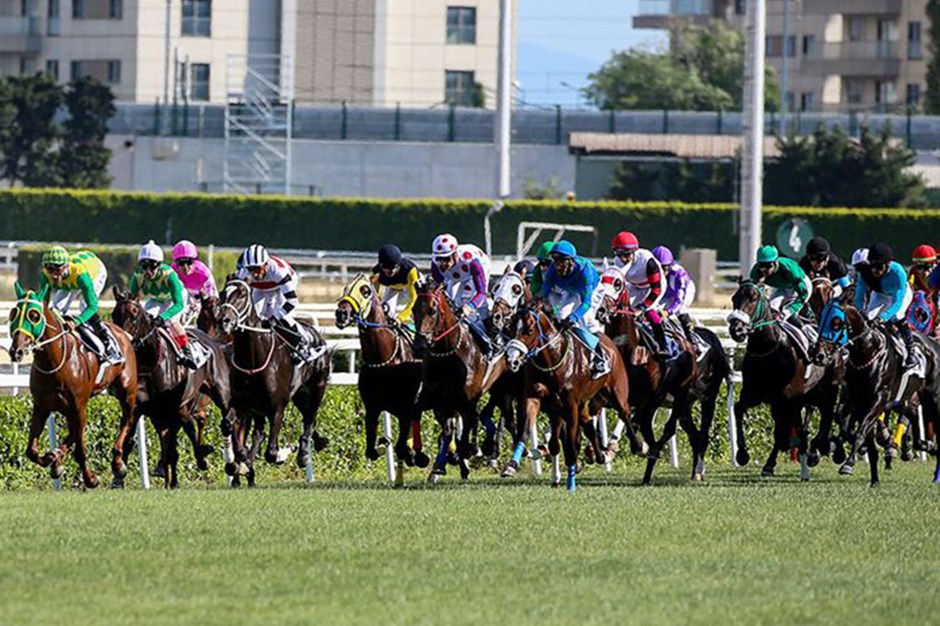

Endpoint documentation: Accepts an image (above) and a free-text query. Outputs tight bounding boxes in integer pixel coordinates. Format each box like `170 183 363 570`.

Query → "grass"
0 461 938 626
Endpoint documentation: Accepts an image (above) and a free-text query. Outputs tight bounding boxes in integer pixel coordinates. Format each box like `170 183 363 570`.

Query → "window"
446 7 476 45
189 63 210 101
800 92 814 112
19 57 35 75
907 83 921 106
70 60 81 81
445 70 476 106
71 59 121 84
785 92 794 112
47 0 59 35
845 79 864 104
734 0 745 15
846 17 865 42
765 35 782 57
110 0 121 18
182 0 211 37
46 59 59 81
785 35 796 58
72 0 121 19
72 0 82 17
802 34 816 56
909 22 923 59
108 60 121 83
876 80 896 105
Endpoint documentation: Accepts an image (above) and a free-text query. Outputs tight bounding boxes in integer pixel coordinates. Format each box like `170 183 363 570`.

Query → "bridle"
508 306 571 373
10 301 71 374
220 280 270 333
416 288 462 349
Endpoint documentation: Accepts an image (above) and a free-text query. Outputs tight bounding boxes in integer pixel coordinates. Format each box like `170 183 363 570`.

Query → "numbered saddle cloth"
76 324 123 364
779 320 817 362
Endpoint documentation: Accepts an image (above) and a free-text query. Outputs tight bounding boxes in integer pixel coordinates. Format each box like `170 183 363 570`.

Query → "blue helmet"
551 240 578 259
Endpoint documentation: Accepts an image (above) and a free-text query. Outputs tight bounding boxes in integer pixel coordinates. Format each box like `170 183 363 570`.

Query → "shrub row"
2 189 939 261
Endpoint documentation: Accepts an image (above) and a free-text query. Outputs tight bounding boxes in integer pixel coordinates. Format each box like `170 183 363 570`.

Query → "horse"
597 282 731 483
820 303 940 485
111 289 236 488
504 301 644 492
412 280 505 482
727 280 839 480
334 275 429 472
7 283 138 489
216 277 331 486
195 295 221 338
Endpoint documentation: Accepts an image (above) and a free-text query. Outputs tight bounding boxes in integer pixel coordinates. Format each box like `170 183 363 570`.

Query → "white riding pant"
627 284 665 311
143 291 188 325
865 285 913 323
769 276 812 318
250 288 297 323
547 288 602 333
50 266 107 318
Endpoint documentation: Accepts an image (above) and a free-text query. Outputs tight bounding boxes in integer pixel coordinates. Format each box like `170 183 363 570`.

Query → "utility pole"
779 0 790 133
163 0 172 105
740 0 766 274
495 0 512 199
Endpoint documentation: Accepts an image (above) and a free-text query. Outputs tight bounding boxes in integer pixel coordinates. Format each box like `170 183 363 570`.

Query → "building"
633 0 929 113
0 0 511 108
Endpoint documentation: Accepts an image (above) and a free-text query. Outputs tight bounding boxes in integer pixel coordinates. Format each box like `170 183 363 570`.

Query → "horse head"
907 290 935 335
8 281 50 362
594 268 626 325
412 279 458 357
335 273 376 329
812 298 848 365
489 271 527 334
217 278 254 335
110 286 152 346
808 276 834 320
727 280 767 343
197 296 221 338
503 301 555 373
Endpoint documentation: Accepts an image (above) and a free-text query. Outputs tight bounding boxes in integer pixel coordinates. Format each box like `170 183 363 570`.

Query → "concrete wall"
106 136 576 199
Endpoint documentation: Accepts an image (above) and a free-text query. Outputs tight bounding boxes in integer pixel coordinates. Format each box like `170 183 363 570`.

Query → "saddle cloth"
887 332 927 378
76 324 123 365
780 320 817 362
636 321 682 361
156 329 212 369
663 317 711 360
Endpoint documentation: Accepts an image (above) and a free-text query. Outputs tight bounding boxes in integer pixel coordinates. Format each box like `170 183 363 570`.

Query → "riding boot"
468 318 497 361
591 343 610 379
178 342 198 369
651 321 669 356
276 318 314 364
897 322 918 369
679 313 697 349
88 314 123 364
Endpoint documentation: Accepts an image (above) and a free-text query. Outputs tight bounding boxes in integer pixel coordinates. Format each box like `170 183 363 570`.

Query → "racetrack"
1 464 938 626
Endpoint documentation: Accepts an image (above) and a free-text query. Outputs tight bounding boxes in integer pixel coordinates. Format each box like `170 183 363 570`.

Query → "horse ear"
112 286 123 301
36 284 49 302
14 281 25 300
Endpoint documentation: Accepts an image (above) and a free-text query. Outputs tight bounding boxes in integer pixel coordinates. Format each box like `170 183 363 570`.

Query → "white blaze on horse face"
505 338 528 372
493 272 525 309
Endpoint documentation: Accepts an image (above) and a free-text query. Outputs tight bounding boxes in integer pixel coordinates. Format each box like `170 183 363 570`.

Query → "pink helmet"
172 240 198 261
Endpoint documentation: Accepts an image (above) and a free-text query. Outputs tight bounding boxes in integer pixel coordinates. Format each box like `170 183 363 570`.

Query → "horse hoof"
584 445 595 465
901 450 915 462
428 473 441 484
84 475 98 489
224 462 237 477
502 465 517 478
113 461 128 479
807 451 820 468
459 461 471 480
832 446 847 465
839 463 855 476
551 480 560 489
870 480 880 488
529 448 542 461
365 448 380 462
691 473 703 482
312 435 329 452
109 479 124 490
196 458 210 471
237 462 250 476
885 444 899 459
607 440 620 454
486 459 499 470
414 452 430 468
735 449 751 467
50 464 66 480
297 455 311 471
761 466 775 477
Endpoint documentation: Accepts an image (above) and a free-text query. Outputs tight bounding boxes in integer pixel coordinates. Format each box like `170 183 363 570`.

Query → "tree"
0 73 63 187
765 125 926 208
606 160 735 203
584 21 779 112
59 76 116 188
927 1 940 114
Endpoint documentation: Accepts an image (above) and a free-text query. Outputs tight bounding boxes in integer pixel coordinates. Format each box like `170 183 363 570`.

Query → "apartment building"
0 0 511 107
634 0 929 113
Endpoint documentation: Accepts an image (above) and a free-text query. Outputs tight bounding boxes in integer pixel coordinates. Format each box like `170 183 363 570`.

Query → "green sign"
775 218 813 258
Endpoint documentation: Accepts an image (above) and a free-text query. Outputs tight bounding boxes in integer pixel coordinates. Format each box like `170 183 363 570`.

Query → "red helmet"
912 244 937 264
611 231 639 251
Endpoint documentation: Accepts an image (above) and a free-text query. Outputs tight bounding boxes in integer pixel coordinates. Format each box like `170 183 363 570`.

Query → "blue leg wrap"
934 461 940 483
567 465 577 492
483 416 497 437
512 441 526 464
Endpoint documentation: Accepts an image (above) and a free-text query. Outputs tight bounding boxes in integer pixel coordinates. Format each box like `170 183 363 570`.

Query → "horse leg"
264 403 291 465
479 396 498 458
26 404 59 470
363 407 381 462
457 406 477 480
111 402 141 486
810 388 837 465
156 422 172 489
644 406 681 486
733 390 757 466
503 394 531 477
246 414 266 479
549 413 563 488
691 392 718 481
410 417 429 467
762 404 790 477
563 403 581 493
66 403 97 489
296 383 327 472
429 410 451 482
867 431 880 487
182 402 212 471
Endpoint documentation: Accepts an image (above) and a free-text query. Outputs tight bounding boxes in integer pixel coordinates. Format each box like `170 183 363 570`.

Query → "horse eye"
360 285 371 298
512 285 521 295
614 279 623 291
9 308 18 321
831 318 843 331
27 309 41 324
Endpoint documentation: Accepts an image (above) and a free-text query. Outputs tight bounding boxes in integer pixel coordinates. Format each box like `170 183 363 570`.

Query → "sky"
517 0 667 108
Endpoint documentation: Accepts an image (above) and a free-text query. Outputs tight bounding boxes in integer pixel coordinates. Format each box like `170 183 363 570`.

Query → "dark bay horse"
823 304 940 485
412 280 505 482
597 286 731 483
334 275 429 471
112 289 235 488
7 283 138 488
217 277 331 486
728 280 839 480
504 301 644 492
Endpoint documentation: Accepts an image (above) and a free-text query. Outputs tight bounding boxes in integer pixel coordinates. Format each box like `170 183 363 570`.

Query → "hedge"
15 244 241 292
2 188 940 261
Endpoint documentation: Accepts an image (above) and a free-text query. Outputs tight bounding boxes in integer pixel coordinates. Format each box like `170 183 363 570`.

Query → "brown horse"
7 283 138 488
217 277 331 486
504 301 643 492
112 289 235 488
196 295 221 338
334 275 429 470
412 280 504 482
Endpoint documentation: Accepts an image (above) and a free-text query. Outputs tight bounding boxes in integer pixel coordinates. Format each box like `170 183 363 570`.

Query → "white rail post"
305 455 315 483
727 378 739 464
529 421 542 475
598 409 612 473
918 405 928 462
382 411 396 483
47 414 61 491
667 409 679 469
136 418 150 489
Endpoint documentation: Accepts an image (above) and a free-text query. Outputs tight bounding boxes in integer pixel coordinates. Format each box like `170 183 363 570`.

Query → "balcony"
633 0 725 30
0 17 42 53
802 41 901 77
804 0 902 16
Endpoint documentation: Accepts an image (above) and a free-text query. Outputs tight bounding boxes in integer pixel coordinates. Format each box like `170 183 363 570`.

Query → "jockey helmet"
431 233 458 259
806 237 831 256
551 240 577 259
378 243 403 269
756 245 779 263
912 244 937 264
513 259 535 277
138 240 164 263
867 243 893 265
242 244 270 268
42 246 69 268
172 240 198 261
651 245 675 267
611 231 639 252
851 248 869 267
536 241 555 261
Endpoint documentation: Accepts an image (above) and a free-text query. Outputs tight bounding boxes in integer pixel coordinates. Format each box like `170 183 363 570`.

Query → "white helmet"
138 240 164 263
243 243 270 268
432 233 458 259
851 247 869 267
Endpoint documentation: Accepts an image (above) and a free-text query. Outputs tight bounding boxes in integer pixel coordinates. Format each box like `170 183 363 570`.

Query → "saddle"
76 324 123 365
156 328 212 369
276 320 329 365
779 319 817 363
886 331 927 378
636 321 681 361
663 316 711 360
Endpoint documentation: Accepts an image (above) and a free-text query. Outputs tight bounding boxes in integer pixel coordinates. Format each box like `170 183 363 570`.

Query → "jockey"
539 240 609 378
750 245 811 325
610 231 669 355
430 233 494 357
530 241 555 296
856 243 916 368
799 236 847 281
128 240 197 368
171 240 218 325
651 245 698 345
512 259 535 284
38 245 122 363
370 243 421 324
235 243 314 363
910 244 936 293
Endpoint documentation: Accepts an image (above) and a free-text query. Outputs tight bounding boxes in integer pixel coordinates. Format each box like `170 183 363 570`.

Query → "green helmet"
536 241 555 261
756 245 780 264
42 246 69 267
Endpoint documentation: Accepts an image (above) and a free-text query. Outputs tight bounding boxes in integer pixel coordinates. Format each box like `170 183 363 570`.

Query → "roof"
569 132 782 159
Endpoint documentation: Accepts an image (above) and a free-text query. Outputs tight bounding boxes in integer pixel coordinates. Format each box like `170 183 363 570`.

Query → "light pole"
740 0 766 274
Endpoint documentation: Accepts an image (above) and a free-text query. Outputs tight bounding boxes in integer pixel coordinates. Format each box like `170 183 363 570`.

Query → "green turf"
0 462 938 626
